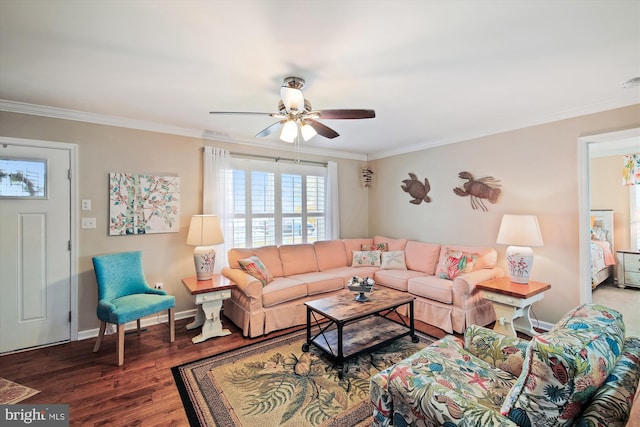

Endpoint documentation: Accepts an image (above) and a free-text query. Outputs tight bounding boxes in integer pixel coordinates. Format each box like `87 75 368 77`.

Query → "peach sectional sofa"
221 236 503 338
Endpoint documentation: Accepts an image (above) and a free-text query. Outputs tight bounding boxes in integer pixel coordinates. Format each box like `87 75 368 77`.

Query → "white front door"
0 142 72 353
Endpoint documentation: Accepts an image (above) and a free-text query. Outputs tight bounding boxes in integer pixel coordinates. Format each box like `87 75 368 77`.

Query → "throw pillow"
238 256 274 287
438 249 478 279
352 250 382 267
361 243 388 252
381 251 407 270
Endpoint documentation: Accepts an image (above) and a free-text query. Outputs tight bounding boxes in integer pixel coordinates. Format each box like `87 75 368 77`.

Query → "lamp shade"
300 122 317 141
187 215 224 246
496 215 543 247
280 120 298 143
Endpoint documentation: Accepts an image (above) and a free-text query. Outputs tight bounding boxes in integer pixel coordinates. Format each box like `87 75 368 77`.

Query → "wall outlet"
81 217 96 229
154 282 164 289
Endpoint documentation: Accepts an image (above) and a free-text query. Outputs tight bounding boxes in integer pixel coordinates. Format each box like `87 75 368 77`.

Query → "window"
229 158 327 248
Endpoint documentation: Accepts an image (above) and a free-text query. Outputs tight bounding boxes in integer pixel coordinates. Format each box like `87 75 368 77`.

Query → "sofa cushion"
435 245 496 278
438 249 478 279
288 272 345 296
314 240 348 271
343 238 373 266
371 335 516 426
352 250 382 267
375 269 427 292
279 244 319 276
238 256 274 287
362 242 388 252
374 235 408 251
404 241 441 274
261 277 307 308
575 337 640 427
500 304 626 427
324 266 380 284
408 276 454 304
381 251 407 269
228 245 283 277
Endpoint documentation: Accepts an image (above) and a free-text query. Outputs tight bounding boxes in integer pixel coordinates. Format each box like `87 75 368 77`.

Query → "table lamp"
186 215 224 281
496 214 544 284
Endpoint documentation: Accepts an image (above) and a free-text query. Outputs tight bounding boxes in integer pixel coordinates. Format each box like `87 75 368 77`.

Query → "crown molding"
0 100 367 161
369 97 639 160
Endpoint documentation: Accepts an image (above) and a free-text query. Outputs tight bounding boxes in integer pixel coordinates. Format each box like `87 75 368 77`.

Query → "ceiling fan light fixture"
281 86 305 113
280 120 298 143
301 122 317 141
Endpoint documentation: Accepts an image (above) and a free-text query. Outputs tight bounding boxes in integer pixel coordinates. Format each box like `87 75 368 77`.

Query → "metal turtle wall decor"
401 173 431 205
453 171 501 211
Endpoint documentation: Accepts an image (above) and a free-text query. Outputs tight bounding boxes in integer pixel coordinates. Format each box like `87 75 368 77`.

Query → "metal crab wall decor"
401 173 431 205
453 171 501 211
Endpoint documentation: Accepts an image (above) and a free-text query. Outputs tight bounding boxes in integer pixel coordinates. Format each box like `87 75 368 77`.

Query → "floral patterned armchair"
370 304 640 426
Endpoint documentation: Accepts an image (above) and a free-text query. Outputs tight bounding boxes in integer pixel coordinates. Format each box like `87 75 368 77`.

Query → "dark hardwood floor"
0 314 450 426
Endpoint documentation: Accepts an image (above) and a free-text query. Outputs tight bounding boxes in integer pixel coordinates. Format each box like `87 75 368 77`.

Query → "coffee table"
303 287 417 378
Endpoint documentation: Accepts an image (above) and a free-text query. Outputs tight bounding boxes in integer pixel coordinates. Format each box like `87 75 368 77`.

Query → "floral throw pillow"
238 256 273 287
438 249 478 279
352 250 382 267
361 243 388 252
381 251 407 270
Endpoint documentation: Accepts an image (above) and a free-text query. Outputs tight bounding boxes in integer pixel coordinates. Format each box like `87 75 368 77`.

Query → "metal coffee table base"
303 301 417 379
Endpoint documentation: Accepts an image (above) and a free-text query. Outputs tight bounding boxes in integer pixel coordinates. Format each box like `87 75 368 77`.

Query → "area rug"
172 329 434 427
0 377 40 404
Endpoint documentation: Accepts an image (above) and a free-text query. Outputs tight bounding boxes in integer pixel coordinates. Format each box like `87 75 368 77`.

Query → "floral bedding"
590 240 615 284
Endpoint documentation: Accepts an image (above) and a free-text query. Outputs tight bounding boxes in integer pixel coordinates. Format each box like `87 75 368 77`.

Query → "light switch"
81 218 96 229
81 199 92 211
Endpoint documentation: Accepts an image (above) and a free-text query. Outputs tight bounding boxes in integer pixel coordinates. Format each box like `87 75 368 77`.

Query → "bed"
590 209 615 289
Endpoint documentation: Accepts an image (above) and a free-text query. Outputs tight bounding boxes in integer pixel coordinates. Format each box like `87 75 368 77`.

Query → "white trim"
370 98 639 160
6 98 636 162
77 309 197 341
0 136 79 341
534 319 554 332
0 99 367 161
578 128 640 305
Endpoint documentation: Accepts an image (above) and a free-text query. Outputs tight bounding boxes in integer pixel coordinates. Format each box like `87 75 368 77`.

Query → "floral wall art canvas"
109 173 180 235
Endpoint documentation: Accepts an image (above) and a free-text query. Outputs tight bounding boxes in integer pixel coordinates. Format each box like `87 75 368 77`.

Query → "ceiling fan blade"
209 111 276 116
280 86 305 114
316 109 376 119
256 120 285 138
307 119 339 139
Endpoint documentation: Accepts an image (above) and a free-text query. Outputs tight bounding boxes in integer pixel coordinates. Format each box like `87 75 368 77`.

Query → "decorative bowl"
347 276 374 302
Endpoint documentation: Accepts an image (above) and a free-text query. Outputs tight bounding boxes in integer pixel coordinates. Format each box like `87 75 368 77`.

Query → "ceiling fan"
209 76 375 143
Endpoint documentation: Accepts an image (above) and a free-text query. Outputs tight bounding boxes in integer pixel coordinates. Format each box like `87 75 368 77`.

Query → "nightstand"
181 275 236 344
616 250 640 289
477 277 551 337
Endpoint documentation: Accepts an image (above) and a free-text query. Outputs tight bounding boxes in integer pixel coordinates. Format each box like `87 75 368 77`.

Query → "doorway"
578 128 640 335
0 137 78 353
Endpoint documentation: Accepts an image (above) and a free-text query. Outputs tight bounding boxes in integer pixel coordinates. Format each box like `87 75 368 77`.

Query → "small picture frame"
0 157 47 198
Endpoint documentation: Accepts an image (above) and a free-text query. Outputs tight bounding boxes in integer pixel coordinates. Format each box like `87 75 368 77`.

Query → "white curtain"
203 146 232 273
326 161 340 240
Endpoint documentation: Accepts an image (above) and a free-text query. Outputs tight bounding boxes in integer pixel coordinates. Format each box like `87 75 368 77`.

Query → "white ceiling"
1 0 639 159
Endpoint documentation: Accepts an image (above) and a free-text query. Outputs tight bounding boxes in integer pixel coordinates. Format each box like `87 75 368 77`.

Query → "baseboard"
534 319 553 332
77 309 197 341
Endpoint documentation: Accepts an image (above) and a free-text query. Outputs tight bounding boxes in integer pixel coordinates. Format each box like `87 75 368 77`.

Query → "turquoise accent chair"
92 251 175 366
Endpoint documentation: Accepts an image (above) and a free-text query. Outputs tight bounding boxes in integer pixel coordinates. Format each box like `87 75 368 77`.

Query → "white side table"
616 250 640 289
477 277 551 337
181 275 235 344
